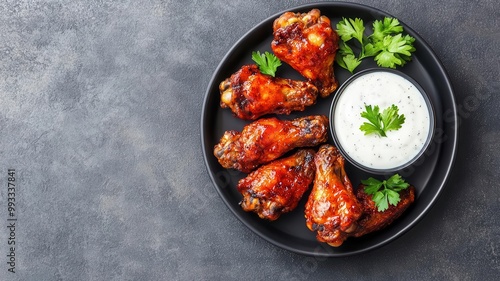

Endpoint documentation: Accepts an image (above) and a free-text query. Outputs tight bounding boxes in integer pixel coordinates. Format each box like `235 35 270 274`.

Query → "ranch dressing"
333 71 432 170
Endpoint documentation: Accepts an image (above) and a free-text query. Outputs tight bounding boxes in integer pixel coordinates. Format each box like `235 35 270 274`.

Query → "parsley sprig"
362 174 410 212
336 17 416 73
251 51 282 77
360 104 405 137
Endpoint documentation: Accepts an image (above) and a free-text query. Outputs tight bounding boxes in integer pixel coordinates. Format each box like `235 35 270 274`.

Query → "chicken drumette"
213 115 328 173
305 145 362 246
353 184 415 237
220 64 318 120
304 145 416 247
237 149 315 220
272 9 340 97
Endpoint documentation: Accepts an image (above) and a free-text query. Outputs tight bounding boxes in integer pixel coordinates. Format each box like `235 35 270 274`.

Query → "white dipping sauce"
333 71 432 170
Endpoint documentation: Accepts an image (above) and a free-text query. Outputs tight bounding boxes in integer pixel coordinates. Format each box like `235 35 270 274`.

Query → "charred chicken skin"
237 149 316 220
352 184 415 237
213 115 328 173
220 64 318 120
272 9 340 97
303 146 415 247
305 144 362 247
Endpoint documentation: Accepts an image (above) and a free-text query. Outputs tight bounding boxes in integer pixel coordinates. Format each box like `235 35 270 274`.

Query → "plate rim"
200 1 458 257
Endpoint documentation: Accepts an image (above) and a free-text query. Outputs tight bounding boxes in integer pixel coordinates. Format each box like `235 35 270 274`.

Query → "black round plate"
201 2 457 257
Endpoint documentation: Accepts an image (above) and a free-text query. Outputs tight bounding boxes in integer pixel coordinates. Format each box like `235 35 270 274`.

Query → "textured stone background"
0 0 499 280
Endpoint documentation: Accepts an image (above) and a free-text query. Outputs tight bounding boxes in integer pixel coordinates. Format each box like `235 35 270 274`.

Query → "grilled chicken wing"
214 115 328 173
305 144 362 247
220 64 318 120
352 184 415 237
237 149 315 220
272 9 340 97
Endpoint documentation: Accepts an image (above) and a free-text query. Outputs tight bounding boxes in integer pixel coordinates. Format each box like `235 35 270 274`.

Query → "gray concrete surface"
0 0 499 280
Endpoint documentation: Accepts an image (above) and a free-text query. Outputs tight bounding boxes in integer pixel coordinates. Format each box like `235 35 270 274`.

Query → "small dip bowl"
329 68 436 174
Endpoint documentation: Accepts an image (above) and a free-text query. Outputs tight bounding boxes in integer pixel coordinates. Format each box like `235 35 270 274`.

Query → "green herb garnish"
360 104 405 137
251 51 282 77
336 17 416 73
362 174 410 212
